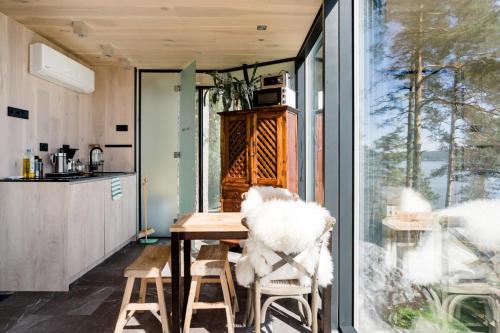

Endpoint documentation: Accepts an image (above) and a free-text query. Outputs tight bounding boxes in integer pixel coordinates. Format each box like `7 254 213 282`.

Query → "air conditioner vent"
29 43 95 94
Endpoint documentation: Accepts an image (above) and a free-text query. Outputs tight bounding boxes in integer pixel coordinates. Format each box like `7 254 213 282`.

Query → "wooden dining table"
169 211 332 333
169 212 248 333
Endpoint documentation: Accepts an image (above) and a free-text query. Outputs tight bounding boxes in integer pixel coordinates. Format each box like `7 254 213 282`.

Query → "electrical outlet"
39 143 48 152
7 106 29 119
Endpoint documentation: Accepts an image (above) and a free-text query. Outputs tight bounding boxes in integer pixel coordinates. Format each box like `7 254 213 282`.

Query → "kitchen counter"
0 172 136 183
0 173 137 291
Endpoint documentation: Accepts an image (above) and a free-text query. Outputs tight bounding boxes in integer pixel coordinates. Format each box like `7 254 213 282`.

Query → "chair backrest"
257 216 334 282
241 186 299 214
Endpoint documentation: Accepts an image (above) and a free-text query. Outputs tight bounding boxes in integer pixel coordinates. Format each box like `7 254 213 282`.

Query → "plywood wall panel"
92 66 135 172
0 12 135 176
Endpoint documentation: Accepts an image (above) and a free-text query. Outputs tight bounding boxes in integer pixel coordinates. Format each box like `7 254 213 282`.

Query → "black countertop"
0 172 136 183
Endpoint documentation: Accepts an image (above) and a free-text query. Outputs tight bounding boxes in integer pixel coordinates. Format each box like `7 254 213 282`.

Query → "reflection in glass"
356 1 499 332
306 34 325 204
201 89 222 212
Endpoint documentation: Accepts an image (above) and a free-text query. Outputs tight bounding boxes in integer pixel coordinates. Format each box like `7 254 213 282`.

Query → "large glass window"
201 89 222 212
355 1 500 332
306 34 325 204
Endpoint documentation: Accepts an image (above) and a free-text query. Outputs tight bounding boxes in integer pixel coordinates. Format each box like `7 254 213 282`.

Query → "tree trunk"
412 4 424 190
406 74 414 188
445 67 459 207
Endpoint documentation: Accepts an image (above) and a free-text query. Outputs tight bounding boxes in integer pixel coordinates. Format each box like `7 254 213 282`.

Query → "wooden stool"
114 245 171 333
184 245 238 333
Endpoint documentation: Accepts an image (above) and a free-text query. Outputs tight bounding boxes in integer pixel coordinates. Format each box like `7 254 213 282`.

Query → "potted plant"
207 63 259 111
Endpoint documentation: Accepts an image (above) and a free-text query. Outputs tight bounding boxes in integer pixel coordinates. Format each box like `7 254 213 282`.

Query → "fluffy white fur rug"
240 186 296 214
236 187 334 288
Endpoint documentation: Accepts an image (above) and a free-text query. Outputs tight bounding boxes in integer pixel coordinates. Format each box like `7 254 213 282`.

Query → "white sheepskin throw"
236 199 334 288
240 186 297 214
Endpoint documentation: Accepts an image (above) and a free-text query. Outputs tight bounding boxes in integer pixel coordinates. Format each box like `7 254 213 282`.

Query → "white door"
140 73 179 236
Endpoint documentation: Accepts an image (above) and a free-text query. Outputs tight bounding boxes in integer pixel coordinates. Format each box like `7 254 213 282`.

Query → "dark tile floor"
0 241 311 333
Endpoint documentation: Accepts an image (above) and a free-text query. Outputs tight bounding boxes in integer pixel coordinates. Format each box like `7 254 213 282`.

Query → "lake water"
422 161 448 208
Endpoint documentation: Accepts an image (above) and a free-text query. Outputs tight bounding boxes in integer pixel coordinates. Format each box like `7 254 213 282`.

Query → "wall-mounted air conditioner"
29 43 95 94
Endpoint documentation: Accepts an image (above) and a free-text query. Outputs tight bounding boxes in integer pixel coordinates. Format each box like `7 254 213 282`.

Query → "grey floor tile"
0 241 310 333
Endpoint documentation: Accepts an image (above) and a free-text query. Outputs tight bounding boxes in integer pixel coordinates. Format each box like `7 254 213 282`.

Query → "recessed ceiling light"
101 44 114 58
72 21 88 38
120 58 132 69
257 25 267 31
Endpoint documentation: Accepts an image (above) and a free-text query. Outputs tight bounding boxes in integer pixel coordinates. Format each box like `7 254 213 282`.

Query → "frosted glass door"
179 61 197 215
140 73 179 236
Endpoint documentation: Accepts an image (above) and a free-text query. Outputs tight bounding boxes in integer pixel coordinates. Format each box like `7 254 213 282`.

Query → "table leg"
171 233 181 333
183 239 192 316
321 229 333 333
321 285 332 333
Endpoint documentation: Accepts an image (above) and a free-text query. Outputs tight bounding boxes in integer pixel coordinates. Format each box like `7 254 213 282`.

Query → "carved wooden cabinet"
219 106 298 212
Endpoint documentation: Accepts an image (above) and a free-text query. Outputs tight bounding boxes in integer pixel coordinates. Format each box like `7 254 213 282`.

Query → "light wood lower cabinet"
0 174 137 291
104 175 137 255
67 181 105 279
0 183 68 291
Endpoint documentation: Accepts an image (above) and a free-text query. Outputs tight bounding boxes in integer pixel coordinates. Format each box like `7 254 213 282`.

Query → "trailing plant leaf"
207 63 260 111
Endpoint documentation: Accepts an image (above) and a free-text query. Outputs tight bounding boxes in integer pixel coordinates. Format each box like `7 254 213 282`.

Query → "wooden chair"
114 245 171 333
184 245 238 333
250 217 335 333
221 190 300 248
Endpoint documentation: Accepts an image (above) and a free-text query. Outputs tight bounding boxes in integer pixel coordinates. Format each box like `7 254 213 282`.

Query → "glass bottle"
28 148 35 179
22 149 30 178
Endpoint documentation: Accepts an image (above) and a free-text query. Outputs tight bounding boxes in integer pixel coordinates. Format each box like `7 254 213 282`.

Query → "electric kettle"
49 152 67 173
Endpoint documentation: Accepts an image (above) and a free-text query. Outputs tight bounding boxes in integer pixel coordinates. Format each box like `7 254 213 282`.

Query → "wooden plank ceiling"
0 0 321 69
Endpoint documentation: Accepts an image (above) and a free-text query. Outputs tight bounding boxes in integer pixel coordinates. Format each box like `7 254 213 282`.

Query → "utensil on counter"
75 159 85 173
67 159 75 172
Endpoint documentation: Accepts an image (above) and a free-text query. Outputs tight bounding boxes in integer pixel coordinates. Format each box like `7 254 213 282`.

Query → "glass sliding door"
355 1 500 332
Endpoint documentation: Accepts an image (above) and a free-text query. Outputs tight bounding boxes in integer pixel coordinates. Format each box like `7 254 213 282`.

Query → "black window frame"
296 1 356 332
324 0 355 332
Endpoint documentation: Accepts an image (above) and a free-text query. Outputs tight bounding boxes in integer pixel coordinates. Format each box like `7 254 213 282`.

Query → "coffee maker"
48 145 79 176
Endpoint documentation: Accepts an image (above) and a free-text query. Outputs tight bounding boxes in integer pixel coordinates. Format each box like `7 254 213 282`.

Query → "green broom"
138 176 158 244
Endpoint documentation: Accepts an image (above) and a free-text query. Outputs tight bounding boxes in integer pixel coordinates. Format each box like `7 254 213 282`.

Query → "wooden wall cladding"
0 1 321 69
92 66 135 172
219 106 298 212
0 12 135 177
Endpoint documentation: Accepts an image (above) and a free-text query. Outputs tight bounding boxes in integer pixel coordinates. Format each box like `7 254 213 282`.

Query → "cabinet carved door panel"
253 112 282 186
222 114 249 184
219 106 298 213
